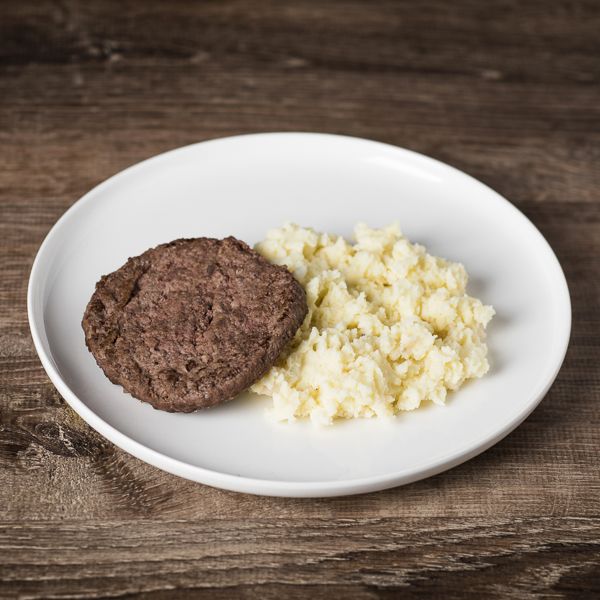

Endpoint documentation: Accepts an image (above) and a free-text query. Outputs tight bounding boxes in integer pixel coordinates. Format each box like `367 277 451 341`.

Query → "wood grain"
1 518 599 599
1 0 599 597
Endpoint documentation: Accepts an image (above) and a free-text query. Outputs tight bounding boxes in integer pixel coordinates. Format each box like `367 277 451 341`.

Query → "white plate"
28 133 570 497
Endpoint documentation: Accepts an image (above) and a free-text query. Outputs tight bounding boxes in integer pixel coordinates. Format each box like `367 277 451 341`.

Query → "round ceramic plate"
28 133 570 497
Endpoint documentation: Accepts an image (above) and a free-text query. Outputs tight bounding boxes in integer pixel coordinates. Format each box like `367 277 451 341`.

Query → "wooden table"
1 1 599 597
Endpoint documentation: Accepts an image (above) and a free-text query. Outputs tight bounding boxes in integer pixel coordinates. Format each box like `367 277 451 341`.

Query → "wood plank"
0 518 598 599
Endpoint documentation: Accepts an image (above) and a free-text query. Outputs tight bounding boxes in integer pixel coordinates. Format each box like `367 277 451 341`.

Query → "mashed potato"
251 223 494 425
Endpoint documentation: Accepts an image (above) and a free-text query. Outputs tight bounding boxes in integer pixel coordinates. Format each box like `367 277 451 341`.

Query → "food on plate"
252 223 495 425
82 237 307 412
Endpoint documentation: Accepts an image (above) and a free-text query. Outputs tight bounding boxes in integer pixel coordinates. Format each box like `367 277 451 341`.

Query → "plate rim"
27 132 572 497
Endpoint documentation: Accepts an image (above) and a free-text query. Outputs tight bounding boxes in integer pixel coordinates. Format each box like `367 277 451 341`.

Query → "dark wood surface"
1 1 599 598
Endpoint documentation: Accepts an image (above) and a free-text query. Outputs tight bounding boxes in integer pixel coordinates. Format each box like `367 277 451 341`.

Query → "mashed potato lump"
251 223 494 425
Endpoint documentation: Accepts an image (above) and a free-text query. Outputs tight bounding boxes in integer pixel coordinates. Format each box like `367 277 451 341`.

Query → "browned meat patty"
82 237 307 412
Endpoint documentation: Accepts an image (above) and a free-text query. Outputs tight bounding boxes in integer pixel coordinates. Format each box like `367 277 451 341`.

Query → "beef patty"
82 237 307 412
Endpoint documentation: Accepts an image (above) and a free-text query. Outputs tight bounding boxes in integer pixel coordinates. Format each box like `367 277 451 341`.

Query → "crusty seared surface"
82 237 307 412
